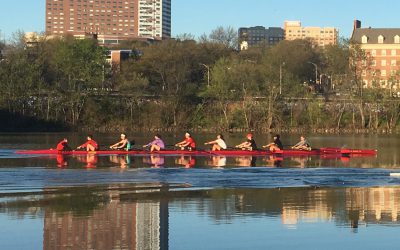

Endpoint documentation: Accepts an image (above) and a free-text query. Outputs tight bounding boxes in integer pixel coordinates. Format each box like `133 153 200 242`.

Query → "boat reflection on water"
234 156 257 167
288 156 310 168
205 156 227 168
56 154 69 168
263 155 283 167
109 155 132 169
143 155 165 168
75 154 98 169
175 155 196 168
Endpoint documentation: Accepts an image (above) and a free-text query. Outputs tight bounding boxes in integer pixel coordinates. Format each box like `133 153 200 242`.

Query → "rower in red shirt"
56 138 71 151
175 132 196 151
77 135 99 151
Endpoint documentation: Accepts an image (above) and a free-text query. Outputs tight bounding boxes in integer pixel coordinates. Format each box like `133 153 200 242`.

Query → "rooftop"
352 28 400 44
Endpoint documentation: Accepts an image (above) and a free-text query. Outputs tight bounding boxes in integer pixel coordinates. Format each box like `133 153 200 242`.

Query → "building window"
362 60 367 66
381 50 387 56
391 70 397 76
378 35 385 44
382 60 387 66
361 35 368 44
371 50 376 56
381 70 386 76
362 70 367 76
372 60 376 66
395 35 400 44
392 50 397 56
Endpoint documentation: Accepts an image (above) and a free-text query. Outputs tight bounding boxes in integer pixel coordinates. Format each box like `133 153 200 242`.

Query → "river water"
1 133 400 249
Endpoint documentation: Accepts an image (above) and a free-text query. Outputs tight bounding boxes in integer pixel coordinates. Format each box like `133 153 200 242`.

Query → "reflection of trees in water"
206 188 400 227
3 186 400 245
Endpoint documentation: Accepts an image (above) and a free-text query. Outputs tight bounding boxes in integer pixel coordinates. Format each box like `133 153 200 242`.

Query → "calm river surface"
0 133 400 249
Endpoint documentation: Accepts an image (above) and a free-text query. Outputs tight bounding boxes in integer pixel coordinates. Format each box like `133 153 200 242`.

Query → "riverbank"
78 125 400 135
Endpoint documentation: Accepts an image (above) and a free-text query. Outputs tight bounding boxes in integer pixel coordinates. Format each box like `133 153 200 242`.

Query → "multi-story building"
137 0 171 39
238 26 284 50
45 0 171 45
351 20 400 90
284 21 338 47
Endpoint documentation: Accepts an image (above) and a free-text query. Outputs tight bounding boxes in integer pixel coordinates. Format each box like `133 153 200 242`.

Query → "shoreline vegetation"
1 29 400 134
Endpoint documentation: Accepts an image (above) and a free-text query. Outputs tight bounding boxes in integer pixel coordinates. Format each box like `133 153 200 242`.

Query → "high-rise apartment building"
238 26 284 50
137 0 171 39
284 21 338 47
45 0 171 45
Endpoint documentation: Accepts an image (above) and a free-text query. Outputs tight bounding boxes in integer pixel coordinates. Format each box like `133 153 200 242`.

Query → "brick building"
352 20 400 90
45 0 171 45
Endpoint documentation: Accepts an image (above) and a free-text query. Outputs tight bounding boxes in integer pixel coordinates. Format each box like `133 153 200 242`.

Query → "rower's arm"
205 140 217 145
118 140 128 148
110 140 123 148
175 140 185 146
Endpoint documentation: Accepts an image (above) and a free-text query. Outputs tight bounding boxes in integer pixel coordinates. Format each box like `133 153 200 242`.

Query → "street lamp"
279 62 285 95
308 62 318 84
199 63 210 86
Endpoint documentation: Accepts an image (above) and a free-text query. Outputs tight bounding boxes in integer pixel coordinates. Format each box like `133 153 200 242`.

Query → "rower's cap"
247 133 253 138
185 132 191 136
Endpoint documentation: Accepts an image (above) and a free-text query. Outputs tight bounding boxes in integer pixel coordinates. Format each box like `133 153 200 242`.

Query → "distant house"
351 20 400 90
106 50 135 70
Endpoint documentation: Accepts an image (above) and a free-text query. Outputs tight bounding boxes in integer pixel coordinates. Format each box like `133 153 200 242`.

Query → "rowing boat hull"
15 148 377 156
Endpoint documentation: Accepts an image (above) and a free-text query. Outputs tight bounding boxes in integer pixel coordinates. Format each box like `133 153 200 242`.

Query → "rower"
110 133 131 150
77 135 99 152
143 134 165 152
56 138 71 151
175 132 196 151
204 134 227 151
262 134 283 152
291 135 312 151
235 133 257 151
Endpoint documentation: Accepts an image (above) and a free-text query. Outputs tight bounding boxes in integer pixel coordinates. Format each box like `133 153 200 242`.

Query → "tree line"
0 27 399 133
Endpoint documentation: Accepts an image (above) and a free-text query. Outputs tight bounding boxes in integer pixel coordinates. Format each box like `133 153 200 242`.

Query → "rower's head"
63 138 68 142
274 134 280 140
87 134 93 140
155 134 161 139
185 132 191 138
300 135 305 140
217 134 224 140
120 133 126 139
246 133 253 139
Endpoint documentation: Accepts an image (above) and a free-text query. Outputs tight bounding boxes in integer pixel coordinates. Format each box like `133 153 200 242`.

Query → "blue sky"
1 0 400 40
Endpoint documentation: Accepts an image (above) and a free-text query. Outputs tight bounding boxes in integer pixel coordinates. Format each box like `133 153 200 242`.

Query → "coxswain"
262 134 283 152
291 135 312 151
77 135 99 151
143 134 165 152
175 132 196 151
204 134 227 151
235 133 257 151
110 133 131 150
